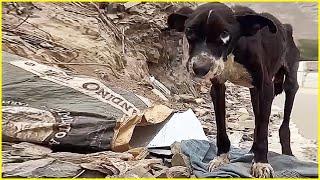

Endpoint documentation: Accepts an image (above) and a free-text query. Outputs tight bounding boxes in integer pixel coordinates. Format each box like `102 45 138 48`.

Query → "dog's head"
167 3 277 77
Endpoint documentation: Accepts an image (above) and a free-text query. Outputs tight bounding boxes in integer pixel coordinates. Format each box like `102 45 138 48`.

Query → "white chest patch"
217 55 253 88
221 35 230 44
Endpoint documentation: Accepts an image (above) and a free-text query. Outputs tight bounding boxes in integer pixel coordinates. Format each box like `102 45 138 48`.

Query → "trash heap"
2 2 317 178
2 52 204 178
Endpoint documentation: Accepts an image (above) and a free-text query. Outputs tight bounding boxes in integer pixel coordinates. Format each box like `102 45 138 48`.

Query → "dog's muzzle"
189 52 225 77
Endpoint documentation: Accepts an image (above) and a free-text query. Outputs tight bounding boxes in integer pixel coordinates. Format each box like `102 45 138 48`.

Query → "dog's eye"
220 31 230 44
185 27 192 34
185 27 197 41
185 28 193 38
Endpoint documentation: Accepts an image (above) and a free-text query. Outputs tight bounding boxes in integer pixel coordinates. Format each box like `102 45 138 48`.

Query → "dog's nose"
192 62 211 77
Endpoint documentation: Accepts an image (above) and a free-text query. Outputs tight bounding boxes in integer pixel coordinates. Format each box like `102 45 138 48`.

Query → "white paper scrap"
147 109 208 148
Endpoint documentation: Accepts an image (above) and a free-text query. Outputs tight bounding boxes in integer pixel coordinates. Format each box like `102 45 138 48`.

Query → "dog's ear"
167 7 194 32
236 14 277 36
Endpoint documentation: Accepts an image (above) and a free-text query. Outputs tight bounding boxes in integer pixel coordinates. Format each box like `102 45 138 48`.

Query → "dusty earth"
2 2 317 178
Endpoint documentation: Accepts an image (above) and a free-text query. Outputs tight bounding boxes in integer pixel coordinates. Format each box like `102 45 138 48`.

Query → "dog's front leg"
251 81 275 178
208 80 230 172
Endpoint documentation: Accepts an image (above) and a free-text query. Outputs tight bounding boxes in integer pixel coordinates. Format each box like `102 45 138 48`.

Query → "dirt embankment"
3 2 203 106
2 2 317 172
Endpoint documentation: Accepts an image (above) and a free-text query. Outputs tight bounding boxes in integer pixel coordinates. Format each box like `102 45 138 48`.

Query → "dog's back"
234 6 299 79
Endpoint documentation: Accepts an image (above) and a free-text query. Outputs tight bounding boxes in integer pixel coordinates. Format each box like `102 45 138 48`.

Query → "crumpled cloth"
181 139 318 178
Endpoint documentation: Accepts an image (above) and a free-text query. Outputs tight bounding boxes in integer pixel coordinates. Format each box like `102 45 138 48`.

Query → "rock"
228 122 241 130
166 166 191 178
127 5 145 14
171 153 191 168
202 122 214 134
123 2 141 10
199 85 209 93
48 151 134 164
153 168 168 178
170 142 181 154
12 142 52 156
195 98 205 104
3 142 53 163
201 104 212 109
271 105 283 118
237 114 250 121
30 160 81 178
194 107 209 117
179 94 204 104
173 94 181 101
127 158 163 169
127 147 149 160
145 8 155 15
150 164 168 177
106 14 119 20
179 94 195 103
81 159 124 176
3 158 54 177
150 164 168 171
239 120 255 129
241 134 254 141
237 107 249 115
119 166 153 178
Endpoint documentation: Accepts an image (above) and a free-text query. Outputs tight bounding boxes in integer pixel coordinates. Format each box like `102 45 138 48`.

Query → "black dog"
167 2 300 177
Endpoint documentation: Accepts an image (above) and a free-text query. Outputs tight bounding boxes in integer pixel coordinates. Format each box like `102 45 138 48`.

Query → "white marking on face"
221 35 230 44
191 52 253 89
210 57 225 76
207 10 214 24
190 52 225 76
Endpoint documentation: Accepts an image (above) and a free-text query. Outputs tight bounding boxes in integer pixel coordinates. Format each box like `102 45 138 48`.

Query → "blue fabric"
181 139 318 178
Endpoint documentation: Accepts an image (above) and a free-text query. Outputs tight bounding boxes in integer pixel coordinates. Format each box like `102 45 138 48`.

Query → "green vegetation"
297 39 318 61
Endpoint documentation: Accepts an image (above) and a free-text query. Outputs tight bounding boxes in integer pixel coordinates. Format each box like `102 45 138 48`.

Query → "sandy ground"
274 61 318 141
271 61 317 162
273 87 318 140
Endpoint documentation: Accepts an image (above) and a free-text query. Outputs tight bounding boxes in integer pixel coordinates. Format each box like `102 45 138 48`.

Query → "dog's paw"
250 162 274 178
208 153 230 172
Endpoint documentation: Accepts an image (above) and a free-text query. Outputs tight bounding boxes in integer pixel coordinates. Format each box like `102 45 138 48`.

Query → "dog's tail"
283 23 293 37
284 23 303 63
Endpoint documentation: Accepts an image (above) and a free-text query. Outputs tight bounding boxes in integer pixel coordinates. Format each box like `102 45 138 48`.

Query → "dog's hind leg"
208 80 231 171
279 66 299 156
279 23 300 156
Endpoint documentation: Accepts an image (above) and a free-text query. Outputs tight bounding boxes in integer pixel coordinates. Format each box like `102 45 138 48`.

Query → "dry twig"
10 14 30 29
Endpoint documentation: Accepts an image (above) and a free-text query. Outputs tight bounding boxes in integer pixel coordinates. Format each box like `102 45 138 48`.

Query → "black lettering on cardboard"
82 82 100 91
111 97 123 105
96 88 111 99
120 102 133 112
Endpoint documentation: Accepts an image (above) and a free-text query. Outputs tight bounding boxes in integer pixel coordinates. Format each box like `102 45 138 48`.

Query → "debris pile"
3 142 193 178
2 2 317 178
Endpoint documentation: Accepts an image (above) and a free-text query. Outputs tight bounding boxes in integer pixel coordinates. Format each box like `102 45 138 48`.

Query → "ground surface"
2 2 317 178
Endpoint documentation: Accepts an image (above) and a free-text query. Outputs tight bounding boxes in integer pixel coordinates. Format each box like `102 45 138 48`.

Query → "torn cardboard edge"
112 108 208 153
111 104 173 152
